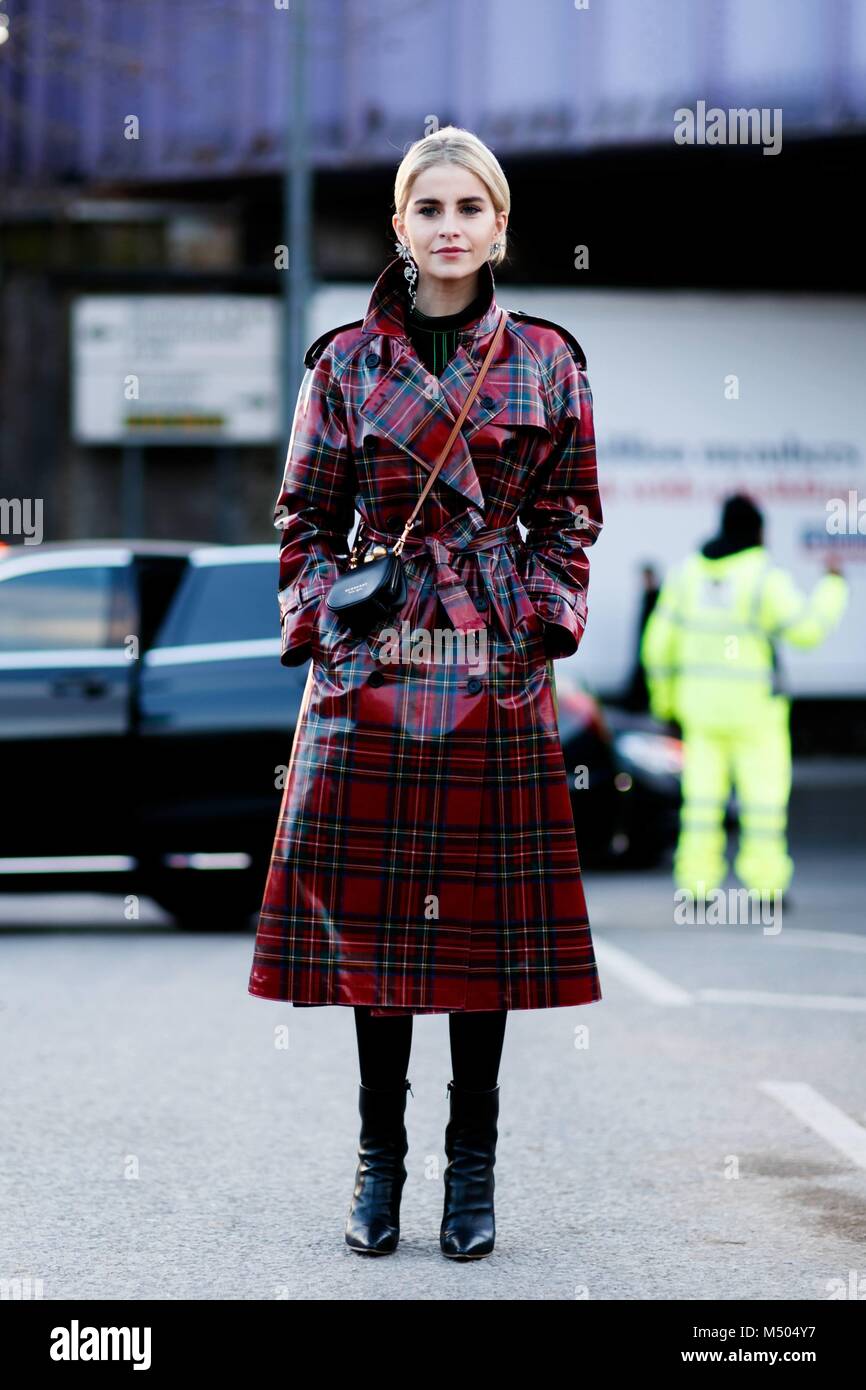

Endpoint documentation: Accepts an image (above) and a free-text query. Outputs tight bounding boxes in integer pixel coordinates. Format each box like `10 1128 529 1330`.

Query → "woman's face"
393 164 507 290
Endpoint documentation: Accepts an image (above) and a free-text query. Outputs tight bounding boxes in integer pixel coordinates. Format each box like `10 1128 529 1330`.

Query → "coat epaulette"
303 320 364 369
509 308 586 368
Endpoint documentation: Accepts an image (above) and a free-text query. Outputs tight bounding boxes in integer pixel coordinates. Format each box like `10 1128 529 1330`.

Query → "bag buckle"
392 518 418 557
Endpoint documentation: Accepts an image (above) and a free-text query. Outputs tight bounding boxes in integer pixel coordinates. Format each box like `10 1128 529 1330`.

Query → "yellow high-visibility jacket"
641 545 848 728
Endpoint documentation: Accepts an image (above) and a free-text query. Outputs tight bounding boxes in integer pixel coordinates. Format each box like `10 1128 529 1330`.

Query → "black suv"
0 541 680 929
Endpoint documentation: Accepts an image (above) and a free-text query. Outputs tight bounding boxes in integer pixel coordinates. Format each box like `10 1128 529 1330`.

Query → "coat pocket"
502 551 579 658
314 589 371 666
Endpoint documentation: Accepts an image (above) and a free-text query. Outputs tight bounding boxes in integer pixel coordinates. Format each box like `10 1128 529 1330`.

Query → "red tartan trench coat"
248 255 604 1016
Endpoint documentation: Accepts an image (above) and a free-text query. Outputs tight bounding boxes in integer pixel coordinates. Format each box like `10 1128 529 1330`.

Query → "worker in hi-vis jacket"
641 493 848 901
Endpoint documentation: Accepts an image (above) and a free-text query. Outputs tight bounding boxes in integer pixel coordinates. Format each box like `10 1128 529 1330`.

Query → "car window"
0 566 129 652
152 561 278 646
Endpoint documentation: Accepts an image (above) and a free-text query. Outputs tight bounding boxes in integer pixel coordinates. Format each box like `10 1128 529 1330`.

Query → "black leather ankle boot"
440 1079 500 1260
345 1078 413 1255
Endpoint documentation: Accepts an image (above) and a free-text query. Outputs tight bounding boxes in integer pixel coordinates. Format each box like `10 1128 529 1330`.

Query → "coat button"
480 394 496 409
467 676 483 694
368 670 385 687
474 594 487 611
365 352 380 368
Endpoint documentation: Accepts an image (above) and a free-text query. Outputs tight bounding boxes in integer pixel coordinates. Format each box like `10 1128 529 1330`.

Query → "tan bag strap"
393 309 507 555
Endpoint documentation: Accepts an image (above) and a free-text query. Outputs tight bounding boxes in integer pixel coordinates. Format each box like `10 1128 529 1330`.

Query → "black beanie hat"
720 492 763 542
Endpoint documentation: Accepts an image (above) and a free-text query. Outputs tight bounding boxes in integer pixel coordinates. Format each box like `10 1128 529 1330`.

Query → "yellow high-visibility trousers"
674 697 794 898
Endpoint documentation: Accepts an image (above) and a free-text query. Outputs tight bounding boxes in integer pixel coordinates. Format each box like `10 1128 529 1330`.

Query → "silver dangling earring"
395 238 418 309
489 240 502 259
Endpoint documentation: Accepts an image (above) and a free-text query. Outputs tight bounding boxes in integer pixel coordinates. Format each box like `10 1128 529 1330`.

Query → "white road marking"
760 1082 866 1169
766 929 866 953
593 942 866 1012
592 940 693 1005
697 988 866 1012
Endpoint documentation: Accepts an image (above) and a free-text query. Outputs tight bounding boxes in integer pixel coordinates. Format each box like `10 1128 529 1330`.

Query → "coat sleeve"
759 569 848 648
517 345 603 659
274 345 357 667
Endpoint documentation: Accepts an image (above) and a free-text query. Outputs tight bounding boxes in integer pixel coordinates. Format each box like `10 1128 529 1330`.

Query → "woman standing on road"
248 126 604 1260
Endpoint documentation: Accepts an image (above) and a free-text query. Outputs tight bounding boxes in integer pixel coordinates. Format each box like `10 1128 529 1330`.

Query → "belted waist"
362 521 519 554
360 521 520 632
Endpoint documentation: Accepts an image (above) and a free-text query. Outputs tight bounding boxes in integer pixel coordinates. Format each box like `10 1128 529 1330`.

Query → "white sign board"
541 288 866 700
307 282 866 699
71 295 281 444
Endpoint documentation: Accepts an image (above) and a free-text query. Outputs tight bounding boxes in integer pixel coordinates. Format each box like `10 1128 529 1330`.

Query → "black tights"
353 1006 507 1091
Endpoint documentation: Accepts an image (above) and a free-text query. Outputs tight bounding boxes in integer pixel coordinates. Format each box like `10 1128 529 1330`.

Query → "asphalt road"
1 765 864 1300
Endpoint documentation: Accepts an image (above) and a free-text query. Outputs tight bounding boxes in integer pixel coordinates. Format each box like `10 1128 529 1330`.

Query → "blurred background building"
1 0 864 737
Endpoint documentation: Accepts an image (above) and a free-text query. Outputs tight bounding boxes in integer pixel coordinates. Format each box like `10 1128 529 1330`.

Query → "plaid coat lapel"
358 344 493 512
356 256 527 512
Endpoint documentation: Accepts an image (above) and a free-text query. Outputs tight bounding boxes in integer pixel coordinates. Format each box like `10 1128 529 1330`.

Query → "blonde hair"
394 125 510 268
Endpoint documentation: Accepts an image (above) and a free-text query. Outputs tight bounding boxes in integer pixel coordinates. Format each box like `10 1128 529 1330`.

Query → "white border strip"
190 545 274 566
0 649 132 669
145 638 281 665
0 550 132 580
0 855 135 873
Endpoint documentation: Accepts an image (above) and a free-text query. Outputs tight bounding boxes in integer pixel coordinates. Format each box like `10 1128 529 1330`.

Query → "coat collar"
358 257 546 513
362 255 503 346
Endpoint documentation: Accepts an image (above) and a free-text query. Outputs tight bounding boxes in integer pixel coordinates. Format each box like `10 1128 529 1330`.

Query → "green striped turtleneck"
406 281 492 377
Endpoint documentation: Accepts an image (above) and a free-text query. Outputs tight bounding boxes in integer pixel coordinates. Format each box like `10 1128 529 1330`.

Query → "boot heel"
345 1078 412 1255
440 1079 500 1260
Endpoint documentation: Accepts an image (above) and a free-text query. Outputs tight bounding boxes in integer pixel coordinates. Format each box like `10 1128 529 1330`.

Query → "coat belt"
361 522 520 632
